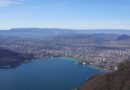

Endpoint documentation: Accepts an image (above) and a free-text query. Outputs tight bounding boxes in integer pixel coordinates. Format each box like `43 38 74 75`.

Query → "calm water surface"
0 57 101 90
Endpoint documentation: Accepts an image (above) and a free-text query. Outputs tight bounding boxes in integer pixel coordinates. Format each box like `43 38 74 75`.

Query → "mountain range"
0 28 130 37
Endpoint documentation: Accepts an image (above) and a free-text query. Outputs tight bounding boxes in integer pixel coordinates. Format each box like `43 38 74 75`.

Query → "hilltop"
116 35 130 41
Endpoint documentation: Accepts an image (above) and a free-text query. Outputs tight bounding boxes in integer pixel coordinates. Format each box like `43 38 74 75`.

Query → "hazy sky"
0 0 130 29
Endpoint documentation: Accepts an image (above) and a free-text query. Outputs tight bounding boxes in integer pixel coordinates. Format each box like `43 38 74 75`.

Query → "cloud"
0 0 24 7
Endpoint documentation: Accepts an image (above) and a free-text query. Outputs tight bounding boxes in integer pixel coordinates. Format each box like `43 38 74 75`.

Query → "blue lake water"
0 57 101 90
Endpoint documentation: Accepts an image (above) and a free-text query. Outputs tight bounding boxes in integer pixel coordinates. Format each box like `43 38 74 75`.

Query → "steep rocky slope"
80 60 130 90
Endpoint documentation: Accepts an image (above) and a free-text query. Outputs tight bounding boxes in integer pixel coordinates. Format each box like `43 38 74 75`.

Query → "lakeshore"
0 57 101 90
0 55 110 73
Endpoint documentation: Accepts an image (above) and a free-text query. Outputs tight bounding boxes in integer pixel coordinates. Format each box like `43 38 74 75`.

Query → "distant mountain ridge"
0 28 130 35
0 28 130 43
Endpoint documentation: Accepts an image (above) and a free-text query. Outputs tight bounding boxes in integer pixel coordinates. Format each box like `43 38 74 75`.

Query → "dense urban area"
0 29 130 71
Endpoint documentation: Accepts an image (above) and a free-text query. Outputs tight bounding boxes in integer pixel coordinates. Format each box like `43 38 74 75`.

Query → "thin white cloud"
0 0 24 7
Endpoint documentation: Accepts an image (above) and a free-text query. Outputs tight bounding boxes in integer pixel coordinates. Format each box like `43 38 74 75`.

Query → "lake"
0 57 102 90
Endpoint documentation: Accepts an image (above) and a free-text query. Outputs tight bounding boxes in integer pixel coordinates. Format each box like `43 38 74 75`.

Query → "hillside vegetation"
0 48 33 68
80 60 130 90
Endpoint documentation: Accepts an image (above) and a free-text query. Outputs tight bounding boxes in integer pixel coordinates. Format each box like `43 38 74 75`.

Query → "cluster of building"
0 36 130 71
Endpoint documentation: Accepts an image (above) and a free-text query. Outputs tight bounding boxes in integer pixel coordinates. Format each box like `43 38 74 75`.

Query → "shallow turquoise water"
0 57 101 90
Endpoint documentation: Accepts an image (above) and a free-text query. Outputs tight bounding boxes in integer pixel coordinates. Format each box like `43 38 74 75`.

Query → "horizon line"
0 27 130 31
